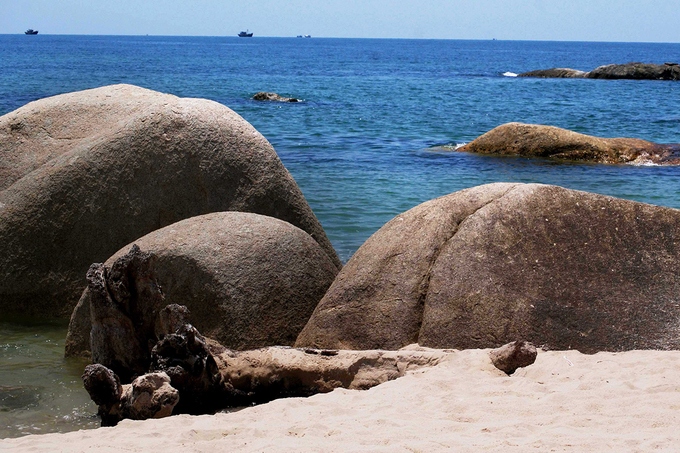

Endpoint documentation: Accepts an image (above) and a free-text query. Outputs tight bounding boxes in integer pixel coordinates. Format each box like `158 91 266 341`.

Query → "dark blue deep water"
0 35 679 437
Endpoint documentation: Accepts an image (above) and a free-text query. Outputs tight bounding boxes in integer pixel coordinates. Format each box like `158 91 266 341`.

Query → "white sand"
4 348 680 452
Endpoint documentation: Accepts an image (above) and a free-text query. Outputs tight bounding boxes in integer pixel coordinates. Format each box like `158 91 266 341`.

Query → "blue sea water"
0 35 679 437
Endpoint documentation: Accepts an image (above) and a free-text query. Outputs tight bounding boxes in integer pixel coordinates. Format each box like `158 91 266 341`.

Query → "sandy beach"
3 348 680 452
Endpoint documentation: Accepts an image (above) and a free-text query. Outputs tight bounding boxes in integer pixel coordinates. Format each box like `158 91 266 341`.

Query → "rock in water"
587 62 680 80
489 341 537 374
66 212 339 358
0 84 339 320
296 183 680 353
252 91 300 102
457 122 680 165
518 62 680 80
518 68 587 78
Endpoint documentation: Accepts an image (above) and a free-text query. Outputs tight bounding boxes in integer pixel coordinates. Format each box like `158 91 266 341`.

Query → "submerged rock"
0 84 339 320
296 183 680 353
457 122 680 165
252 91 301 102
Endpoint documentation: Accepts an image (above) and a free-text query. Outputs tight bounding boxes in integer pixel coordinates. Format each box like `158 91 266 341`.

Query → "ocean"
0 35 679 438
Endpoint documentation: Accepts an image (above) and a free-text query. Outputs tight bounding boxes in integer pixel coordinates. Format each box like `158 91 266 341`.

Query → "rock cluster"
0 84 339 320
518 62 680 80
457 122 680 165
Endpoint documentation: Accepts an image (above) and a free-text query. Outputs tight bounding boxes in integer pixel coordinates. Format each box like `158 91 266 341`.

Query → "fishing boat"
238 30 253 37
24 29 39 35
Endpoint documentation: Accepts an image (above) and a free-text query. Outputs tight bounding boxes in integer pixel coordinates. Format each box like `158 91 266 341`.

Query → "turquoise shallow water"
0 35 679 437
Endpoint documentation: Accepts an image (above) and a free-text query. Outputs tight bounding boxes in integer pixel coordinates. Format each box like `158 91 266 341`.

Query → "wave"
502 71 518 77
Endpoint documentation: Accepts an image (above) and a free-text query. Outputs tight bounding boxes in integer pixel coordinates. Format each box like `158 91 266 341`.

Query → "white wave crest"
503 71 518 77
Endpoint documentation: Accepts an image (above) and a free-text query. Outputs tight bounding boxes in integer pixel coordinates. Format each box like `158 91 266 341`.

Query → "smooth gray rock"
0 84 339 320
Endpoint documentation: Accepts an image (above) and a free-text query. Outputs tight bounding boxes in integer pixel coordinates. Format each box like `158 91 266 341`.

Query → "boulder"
457 122 680 165
296 183 680 353
518 62 680 81
65 212 339 358
587 62 680 80
0 84 339 320
252 92 300 102
518 68 587 78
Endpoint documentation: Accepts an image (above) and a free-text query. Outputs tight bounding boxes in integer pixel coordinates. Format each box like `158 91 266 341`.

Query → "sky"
2 0 679 43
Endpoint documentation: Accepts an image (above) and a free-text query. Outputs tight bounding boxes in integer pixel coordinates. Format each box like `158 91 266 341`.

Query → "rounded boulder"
67 212 339 357
296 183 680 353
0 84 340 319
458 122 680 165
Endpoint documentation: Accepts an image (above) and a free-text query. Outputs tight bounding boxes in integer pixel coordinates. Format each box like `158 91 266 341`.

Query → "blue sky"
3 0 679 42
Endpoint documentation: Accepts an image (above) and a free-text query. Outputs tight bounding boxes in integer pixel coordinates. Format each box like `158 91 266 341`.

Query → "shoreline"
4 348 680 451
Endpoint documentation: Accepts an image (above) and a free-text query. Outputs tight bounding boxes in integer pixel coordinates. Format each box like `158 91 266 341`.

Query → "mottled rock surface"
252 92 300 102
489 341 538 374
0 84 339 320
519 62 680 80
518 68 587 78
457 122 680 165
296 183 680 353
66 212 339 358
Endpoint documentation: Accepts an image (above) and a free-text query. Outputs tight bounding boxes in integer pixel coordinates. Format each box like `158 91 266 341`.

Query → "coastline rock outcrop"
296 183 680 353
0 84 339 320
66 212 339 358
457 122 680 165
252 92 300 102
518 62 680 80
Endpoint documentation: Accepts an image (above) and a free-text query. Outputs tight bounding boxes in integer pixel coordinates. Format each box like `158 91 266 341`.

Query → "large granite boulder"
0 84 340 319
457 122 680 165
296 183 680 353
518 62 680 80
66 212 339 358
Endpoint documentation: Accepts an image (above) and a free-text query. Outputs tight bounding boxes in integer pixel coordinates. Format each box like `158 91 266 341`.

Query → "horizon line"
3 33 680 45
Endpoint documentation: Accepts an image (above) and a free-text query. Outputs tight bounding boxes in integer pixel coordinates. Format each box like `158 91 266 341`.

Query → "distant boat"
297 34 311 38
238 30 253 37
24 29 39 35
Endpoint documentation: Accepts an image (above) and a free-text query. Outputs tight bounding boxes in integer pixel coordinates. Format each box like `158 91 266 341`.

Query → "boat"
297 34 311 38
24 29 38 35
238 30 253 37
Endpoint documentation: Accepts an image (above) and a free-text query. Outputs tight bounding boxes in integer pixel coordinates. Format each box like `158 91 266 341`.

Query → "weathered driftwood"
83 246 447 425
84 314 447 425
87 245 167 382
